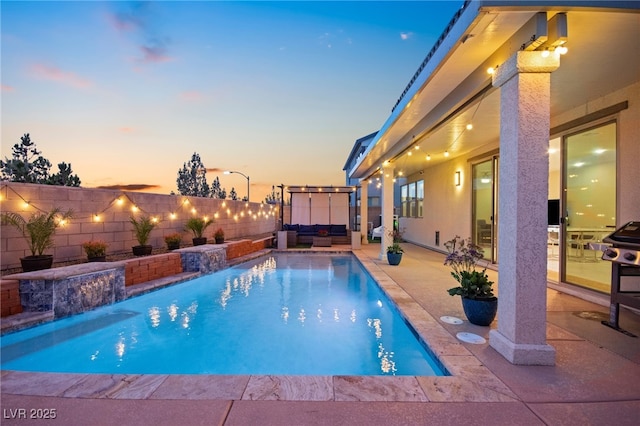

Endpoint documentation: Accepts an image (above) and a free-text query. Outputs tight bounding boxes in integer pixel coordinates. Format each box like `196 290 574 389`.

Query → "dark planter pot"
132 245 153 256
192 237 208 246
87 256 106 262
387 252 403 266
461 296 498 326
166 242 180 250
20 255 54 272
215 237 224 244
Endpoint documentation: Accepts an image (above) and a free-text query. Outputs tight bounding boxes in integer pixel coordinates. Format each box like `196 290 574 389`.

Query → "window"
400 179 423 218
401 185 408 216
417 180 424 217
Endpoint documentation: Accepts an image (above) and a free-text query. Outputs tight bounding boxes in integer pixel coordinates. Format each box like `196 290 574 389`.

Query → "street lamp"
224 170 250 202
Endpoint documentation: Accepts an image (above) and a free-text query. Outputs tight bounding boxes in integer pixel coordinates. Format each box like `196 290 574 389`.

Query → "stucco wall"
399 81 639 253
0 183 278 271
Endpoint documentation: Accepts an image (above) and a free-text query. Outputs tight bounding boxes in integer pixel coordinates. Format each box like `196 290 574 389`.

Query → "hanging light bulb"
426 154 431 161
444 151 450 157
466 123 473 130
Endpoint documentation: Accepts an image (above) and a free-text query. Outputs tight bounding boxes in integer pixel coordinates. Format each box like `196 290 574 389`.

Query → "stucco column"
360 180 369 245
380 166 394 260
489 51 559 365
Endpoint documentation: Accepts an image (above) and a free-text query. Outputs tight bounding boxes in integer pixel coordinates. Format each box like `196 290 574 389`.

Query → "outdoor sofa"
283 224 351 245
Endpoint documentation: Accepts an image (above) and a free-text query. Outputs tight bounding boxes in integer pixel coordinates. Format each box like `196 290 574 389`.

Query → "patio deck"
1 243 639 425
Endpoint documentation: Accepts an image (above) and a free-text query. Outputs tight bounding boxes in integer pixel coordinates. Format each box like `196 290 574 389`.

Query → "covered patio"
348 1 640 365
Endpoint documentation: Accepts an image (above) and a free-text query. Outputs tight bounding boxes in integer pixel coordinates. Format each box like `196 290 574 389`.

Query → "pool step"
1 310 54 335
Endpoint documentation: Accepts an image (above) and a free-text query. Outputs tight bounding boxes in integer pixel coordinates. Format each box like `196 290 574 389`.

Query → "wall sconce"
455 171 461 186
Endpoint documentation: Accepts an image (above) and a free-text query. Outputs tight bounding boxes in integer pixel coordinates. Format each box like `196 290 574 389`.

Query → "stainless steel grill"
600 221 640 336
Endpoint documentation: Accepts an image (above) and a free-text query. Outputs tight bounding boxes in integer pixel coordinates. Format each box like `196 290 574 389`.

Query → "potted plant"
444 235 497 326
1 207 73 272
386 227 404 265
82 240 108 262
164 232 182 250
214 227 225 244
185 217 213 246
130 215 158 256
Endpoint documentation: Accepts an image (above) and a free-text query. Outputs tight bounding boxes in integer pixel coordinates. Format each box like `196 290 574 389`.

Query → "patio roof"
285 185 357 193
348 0 640 180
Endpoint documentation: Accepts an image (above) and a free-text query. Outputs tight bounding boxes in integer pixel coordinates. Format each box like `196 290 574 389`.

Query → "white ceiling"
351 6 640 181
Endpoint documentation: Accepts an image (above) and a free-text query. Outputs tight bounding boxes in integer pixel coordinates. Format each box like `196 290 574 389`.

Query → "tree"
210 176 221 199
229 187 238 201
176 152 210 197
1 134 52 183
47 162 81 187
0 134 81 187
264 185 281 204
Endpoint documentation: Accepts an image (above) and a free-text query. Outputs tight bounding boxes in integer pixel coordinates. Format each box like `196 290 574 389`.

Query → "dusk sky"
1 1 463 202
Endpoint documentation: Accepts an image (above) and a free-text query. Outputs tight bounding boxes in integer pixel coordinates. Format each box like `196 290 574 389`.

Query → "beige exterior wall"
398 80 639 252
1 183 278 271
399 140 499 251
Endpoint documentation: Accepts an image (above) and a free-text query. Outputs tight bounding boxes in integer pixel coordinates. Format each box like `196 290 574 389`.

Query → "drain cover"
456 332 486 344
573 311 609 321
441 316 463 325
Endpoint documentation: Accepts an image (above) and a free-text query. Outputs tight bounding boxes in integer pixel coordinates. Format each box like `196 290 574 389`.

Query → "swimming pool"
0 253 444 376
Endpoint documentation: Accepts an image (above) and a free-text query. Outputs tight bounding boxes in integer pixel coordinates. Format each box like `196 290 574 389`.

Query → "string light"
555 45 568 55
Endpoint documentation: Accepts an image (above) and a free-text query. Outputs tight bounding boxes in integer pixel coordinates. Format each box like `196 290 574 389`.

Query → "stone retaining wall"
1 238 272 319
9 263 126 319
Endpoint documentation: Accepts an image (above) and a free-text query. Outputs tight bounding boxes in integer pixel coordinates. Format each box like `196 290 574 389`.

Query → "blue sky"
1 1 463 201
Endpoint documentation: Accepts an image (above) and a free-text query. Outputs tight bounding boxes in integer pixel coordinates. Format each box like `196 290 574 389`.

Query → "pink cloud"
179 90 205 102
1 85 15 92
29 64 92 89
118 127 135 133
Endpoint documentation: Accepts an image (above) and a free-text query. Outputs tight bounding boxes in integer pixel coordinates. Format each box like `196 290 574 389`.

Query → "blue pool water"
0 253 444 376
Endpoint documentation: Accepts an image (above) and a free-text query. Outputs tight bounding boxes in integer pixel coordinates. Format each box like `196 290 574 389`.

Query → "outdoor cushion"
299 224 316 235
330 224 347 236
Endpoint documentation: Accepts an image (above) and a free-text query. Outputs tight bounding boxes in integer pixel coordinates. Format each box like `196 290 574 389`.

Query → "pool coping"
1 248 519 403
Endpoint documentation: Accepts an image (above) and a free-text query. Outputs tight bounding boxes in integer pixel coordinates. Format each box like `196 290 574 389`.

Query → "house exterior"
346 0 640 365
343 131 403 234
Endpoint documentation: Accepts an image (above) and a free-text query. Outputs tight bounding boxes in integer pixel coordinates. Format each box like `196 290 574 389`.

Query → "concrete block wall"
1 182 278 271
1 279 22 317
124 253 183 286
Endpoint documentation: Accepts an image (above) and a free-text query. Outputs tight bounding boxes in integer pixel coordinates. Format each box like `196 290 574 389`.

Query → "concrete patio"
1 242 639 425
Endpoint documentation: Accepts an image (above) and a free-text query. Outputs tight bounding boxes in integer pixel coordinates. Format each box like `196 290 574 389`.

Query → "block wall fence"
0 182 278 271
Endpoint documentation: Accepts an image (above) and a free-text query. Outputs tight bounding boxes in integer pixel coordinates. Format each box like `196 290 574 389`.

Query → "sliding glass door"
472 157 499 263
562 121 617 293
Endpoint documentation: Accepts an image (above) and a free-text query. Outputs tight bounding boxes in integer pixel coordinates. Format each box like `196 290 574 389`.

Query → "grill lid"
603 221 640 249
